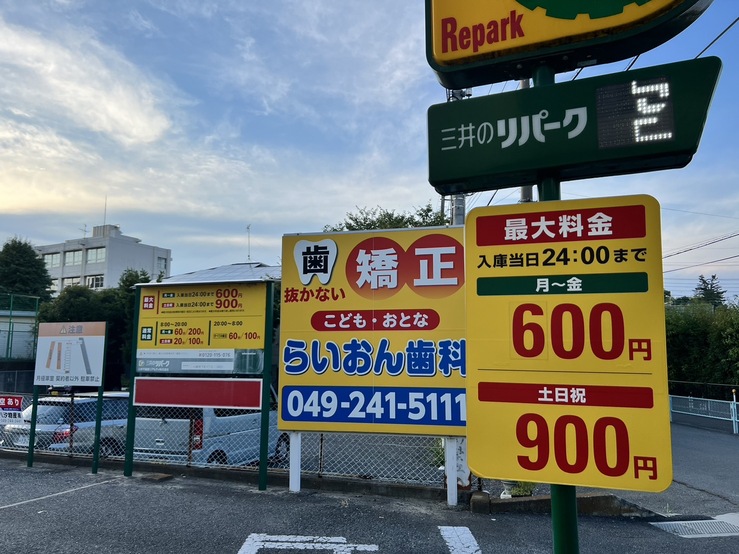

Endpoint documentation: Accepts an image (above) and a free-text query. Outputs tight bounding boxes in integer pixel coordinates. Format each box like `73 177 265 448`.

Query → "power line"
624 55 640 71
695 16 739 58
663 230 739 258
664 253 739 274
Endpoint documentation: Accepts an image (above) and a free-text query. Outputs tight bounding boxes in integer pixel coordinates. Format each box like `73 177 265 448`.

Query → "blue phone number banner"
281 386 466 426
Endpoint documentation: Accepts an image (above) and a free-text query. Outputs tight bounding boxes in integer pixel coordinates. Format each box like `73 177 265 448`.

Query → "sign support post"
26 386 39 468
258 282 275 491
534 64 579 554
124 287 142 477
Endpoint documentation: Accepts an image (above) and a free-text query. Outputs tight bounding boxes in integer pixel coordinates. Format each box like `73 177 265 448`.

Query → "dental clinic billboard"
279 227 466 436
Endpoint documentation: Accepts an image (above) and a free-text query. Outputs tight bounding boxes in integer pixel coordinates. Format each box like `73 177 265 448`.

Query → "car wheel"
273 434 290 464
207 451 228 465
100 440 122 458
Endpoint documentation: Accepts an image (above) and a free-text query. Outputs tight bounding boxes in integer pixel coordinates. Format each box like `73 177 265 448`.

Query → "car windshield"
22 401 98 424
29 404 71 424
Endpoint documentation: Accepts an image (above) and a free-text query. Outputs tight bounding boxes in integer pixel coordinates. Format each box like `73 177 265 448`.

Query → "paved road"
597 423 739 518
0 423 736 553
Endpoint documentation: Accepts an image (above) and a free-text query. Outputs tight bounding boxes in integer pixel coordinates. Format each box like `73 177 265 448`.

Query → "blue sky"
0 1 736 300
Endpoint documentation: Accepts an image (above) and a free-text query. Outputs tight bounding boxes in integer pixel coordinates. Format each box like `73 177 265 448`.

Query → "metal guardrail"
670 395 739 435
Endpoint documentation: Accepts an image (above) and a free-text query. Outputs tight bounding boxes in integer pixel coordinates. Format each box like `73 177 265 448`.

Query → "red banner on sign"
478 382 653 409
475 204 646 246
134 377 262 409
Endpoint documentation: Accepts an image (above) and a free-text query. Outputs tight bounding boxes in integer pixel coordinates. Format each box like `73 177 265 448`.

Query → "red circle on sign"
405 234 464 298
345 237 406 300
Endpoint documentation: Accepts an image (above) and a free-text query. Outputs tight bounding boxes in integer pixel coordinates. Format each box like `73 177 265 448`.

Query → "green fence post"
258 281 276 491
26 385 39 468
123 287 142 477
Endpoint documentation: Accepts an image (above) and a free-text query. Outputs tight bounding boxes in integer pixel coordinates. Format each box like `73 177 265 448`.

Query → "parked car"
133 390 288 466
1 392 129 457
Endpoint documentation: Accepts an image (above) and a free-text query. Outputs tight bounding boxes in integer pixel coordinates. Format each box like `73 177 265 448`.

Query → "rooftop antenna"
246 224 252 262
79 224 88 238
103 195 107 226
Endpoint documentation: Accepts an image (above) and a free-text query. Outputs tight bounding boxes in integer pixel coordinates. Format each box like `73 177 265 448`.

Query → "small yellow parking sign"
465 195 672 492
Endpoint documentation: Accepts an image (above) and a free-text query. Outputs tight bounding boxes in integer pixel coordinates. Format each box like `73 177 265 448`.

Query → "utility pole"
246 224 252 262
447 88 472 225
519 78 534 203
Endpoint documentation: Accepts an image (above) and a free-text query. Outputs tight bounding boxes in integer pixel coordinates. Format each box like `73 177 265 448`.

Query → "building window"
64 250 82 266
86 247 106 264
50 279 59 293
85 275 104 289
157 256 168 273
43 253 61 268
62 276 81 288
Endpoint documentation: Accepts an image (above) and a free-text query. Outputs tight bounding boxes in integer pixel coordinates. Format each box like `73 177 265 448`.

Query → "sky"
0 0 737 300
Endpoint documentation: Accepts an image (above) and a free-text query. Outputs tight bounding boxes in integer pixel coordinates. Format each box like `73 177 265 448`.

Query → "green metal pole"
258 281 276 490
551 483 579 553
123 287 142 477
533 64 579 554
5 293 14 360
26 385 39 468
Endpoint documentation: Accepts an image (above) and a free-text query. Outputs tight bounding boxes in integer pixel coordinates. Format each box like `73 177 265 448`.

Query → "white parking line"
438 526 482 554
0 478 119 510
238 534 379 553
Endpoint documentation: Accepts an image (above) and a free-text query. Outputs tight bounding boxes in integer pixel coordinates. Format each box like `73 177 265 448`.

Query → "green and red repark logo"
515 0 656 19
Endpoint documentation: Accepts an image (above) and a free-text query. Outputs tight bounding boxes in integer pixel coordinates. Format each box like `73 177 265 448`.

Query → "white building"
35 225 172 294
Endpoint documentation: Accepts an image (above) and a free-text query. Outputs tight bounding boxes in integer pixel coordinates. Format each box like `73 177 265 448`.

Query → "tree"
324 201 448 232
116 269 151 377
693 274 726 308
0 237 52 301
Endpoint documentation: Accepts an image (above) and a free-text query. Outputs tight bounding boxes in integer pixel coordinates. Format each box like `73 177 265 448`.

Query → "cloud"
127 9 160 37
0 17 171 146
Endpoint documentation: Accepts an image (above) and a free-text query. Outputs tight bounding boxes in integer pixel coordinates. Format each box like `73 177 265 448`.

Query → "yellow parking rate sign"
465 195 672 492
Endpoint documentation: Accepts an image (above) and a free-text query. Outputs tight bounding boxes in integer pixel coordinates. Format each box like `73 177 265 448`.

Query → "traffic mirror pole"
534 64 579 554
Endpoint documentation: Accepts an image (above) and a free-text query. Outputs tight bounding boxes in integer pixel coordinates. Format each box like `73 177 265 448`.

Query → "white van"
133 395 288 467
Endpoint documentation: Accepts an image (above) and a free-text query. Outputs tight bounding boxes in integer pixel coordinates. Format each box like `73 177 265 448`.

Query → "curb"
470 490 659 518
1 449 659 517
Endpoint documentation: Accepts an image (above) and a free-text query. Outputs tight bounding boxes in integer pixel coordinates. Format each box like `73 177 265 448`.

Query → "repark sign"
425 0 714 88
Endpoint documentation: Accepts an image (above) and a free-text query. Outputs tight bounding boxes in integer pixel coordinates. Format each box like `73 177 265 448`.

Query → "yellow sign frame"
425 0 713 88
429 0 683 66
465 195 672 492
279 228 467 436
135 283 267 375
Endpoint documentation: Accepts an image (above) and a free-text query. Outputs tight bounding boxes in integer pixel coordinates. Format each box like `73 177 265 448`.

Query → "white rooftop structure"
146 262 281 286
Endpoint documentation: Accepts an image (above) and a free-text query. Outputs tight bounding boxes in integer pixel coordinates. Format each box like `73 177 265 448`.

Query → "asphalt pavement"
596 423 739 518
0 423 737 553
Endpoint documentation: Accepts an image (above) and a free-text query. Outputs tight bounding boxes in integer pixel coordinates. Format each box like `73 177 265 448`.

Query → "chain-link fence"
0 392 128 456
298 432 445 486
132 403 289 470
0 293 40 361
4 389 738 495
0 370 34 393
0 391 449 486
